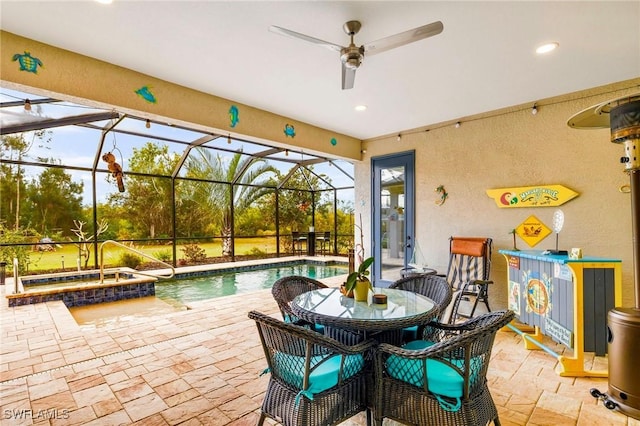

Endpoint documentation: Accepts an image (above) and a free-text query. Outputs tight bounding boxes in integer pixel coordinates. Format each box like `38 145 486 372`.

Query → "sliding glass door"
372 151 415 287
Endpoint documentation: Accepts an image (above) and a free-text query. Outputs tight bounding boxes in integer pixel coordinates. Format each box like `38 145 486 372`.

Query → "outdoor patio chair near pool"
372 309 515 426
444 236 494 323
271 275 328 331
389 273 453 341
291 231 306 256
316 231 331 256
249 310 377 426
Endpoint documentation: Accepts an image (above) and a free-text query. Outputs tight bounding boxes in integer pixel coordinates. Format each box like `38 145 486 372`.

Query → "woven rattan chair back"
389 274 453 322
249 310 375 426
373 309 515 426
271 275 328 325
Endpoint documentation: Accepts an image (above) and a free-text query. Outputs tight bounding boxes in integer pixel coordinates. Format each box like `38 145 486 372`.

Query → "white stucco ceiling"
1 1 639 140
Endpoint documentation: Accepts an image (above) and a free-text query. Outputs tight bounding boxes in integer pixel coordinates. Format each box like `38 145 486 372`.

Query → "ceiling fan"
269 20 443 90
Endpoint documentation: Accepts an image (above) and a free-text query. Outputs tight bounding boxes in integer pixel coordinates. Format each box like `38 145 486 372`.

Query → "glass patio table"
291 287 437 344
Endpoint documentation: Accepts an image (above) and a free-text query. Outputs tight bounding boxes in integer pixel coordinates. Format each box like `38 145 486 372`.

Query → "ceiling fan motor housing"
341 45 364 69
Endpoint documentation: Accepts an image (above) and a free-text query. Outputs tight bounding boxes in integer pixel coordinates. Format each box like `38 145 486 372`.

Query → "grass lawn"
19 237 280 273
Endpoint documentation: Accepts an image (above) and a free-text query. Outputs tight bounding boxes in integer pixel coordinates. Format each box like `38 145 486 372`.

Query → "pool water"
155 263 348 304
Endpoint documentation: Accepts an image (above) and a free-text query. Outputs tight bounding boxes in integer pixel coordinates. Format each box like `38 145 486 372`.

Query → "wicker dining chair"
271 275 328 330
373 309 515 426
389 273 453 341
249 310 377 426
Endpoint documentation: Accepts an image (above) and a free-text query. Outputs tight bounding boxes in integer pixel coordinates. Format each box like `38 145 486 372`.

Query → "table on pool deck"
291 287 438 345
291 287 437 426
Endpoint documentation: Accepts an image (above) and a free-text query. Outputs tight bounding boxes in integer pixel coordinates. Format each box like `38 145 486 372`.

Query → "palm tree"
184 147 277 256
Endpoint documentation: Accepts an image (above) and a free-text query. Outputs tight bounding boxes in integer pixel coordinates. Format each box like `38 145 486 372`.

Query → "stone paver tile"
142 368 180 388
196 407 231 426
49 406 95 426
114 382 154 404
124 364 149 378
72 383 114 408
160 396 211 425
92 396 122 418
62 348 95 365
76 409 130 426
170 362 195 376
0 365 35 382
110 376 145 392
103 370 129 386
29 378 69 401
528 407 578 426
30 391 78 420
67 373 106 393
130 412 170 425
123 392 169 422
577 402 628 426
203 384 242 407
164 388 200 408
217 394 259 421
494 406 530 426
154 379 191 399
226 411 263 426
536 389 581 419
1 398 33 426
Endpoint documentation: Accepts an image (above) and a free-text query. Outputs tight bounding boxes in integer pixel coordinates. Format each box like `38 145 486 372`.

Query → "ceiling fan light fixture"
536 42 559 54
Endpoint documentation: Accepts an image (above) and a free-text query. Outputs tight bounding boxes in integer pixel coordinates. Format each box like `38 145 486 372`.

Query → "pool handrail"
13 257 23 294
99 240 175 283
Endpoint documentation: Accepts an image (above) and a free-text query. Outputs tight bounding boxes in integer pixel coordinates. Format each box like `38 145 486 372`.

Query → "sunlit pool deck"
0 256 635 425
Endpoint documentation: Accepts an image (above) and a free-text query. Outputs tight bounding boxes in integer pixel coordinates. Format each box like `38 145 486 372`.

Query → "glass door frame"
371 151 415 287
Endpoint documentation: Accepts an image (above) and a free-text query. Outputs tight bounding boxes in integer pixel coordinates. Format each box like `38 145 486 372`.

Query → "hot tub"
5 269 157 307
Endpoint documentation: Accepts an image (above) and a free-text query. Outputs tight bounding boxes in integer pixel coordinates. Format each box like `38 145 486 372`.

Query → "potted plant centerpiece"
345 256 374 302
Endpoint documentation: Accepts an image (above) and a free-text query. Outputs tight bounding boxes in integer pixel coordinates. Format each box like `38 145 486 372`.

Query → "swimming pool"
155 262 348 304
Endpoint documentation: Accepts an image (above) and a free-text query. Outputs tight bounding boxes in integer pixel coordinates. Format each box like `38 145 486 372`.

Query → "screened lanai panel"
174 180 230 239
336 187 355 255
233 185 275 237
0 116 108 171
0 163 85 240
99 173 174 240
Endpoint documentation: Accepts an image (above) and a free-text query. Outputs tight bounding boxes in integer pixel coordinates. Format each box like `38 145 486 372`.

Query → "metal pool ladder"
99 240 175 283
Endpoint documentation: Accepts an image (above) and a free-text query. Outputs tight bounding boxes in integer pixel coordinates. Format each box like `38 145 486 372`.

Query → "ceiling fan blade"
269 25 343 52
364 21 443 56
342 63 356 90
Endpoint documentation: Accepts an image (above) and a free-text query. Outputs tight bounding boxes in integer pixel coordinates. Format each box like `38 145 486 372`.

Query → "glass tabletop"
291 287 436 331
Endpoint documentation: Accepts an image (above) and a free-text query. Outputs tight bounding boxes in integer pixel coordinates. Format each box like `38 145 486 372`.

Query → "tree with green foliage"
184 148 278 256
0 130 50 230
23 164 84 237
108 143 179 239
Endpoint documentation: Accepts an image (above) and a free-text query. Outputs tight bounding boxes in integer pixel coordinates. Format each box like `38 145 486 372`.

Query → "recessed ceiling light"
96 0 113 4
536 42 559 54
355 105 367 111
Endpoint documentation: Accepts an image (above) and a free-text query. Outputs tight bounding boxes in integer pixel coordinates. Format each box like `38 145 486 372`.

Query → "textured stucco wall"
358 78 640 309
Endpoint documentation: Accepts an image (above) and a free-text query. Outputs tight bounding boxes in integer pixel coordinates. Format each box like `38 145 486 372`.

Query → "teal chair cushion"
401 325 419 342
385 339 481 412
283 315 324 334
274 353 364 401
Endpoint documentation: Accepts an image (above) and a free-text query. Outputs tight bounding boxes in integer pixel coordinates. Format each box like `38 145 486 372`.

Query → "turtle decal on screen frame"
12 51 43 74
